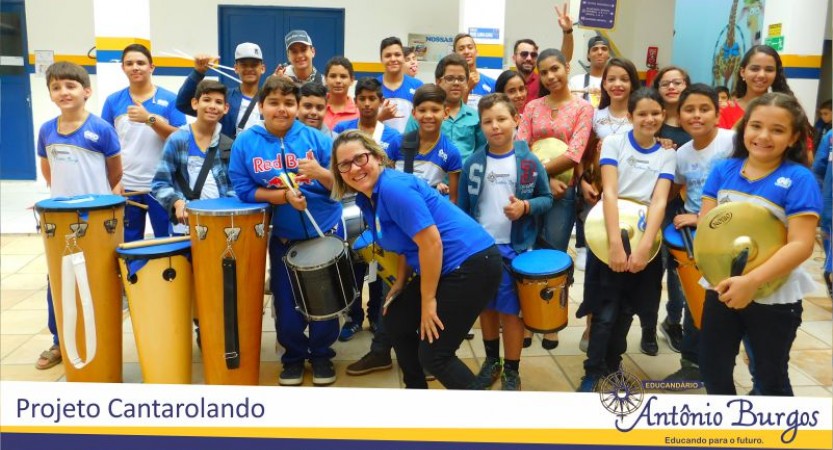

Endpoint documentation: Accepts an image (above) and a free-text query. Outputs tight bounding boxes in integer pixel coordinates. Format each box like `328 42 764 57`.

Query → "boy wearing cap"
175 42 266 139
280 30 324 87
568 36 610 108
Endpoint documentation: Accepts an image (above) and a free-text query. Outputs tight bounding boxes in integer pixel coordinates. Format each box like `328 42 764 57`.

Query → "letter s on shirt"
468 163 484 195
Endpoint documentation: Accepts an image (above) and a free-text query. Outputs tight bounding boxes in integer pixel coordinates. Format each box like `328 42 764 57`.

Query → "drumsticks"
126 200 149 210
278 172 325 239
118 235 190 249
160 49 242 84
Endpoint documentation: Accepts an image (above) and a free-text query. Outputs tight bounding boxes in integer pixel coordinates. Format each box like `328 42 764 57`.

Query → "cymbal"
531 138 573 184
585 199 663 265
694 202 787 298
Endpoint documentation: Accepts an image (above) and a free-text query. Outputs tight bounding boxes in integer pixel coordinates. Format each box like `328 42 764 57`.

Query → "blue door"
218 5 344 87
0 0 36 180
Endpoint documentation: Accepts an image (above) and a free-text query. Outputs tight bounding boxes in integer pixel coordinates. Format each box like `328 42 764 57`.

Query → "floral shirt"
517 96 594 166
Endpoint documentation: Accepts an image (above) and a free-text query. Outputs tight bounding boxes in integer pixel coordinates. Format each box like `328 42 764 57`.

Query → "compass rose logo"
598 366 644 418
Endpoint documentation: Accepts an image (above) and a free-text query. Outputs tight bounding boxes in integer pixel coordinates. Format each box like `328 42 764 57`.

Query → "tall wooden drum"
187 198 271 385
35 195 125 382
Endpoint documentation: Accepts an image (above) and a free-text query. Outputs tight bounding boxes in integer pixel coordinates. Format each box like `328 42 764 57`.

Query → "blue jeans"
46 280 59 346
123 193 171 243
699 291 802 396
539 187 576 252
269 222 345 365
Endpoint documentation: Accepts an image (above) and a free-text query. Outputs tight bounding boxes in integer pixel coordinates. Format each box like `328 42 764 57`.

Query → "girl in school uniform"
698 92 822 396
576 88 676 392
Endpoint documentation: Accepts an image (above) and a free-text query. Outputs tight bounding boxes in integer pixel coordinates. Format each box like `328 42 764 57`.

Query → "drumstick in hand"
278 172 325 238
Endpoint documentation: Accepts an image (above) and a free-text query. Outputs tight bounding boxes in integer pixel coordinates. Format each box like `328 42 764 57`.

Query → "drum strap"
61 252 97 369
175 146 219 201
222 256 241 369
401 130 420 174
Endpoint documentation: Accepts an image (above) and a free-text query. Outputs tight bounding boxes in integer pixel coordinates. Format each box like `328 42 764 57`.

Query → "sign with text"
765 35 784 52
579 0 617 29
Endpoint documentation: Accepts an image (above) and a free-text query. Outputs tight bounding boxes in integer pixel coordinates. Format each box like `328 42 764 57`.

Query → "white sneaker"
575 247 587 271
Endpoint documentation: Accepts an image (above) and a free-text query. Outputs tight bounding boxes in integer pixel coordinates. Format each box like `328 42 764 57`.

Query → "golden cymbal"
694 202 787 298
585 199 663 265
531 138 573 184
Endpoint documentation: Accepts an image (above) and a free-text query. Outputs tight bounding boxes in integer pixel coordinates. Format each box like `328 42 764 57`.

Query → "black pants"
384 245 501 389
699 291 802 396
582 250 664 377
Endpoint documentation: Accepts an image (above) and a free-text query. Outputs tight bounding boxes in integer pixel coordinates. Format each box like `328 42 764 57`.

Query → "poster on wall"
672 0 765 92
408 33 453 62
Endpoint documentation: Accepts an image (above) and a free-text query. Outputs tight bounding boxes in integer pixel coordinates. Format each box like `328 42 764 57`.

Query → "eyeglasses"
659 79 685 89
337 152 372 173
441 75 467 84
518 51 539 59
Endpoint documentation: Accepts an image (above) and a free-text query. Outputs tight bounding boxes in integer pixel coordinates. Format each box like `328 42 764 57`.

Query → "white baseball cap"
235 42 263 61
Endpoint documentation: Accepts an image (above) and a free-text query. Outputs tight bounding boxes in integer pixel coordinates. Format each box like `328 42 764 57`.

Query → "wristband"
563 29 573 34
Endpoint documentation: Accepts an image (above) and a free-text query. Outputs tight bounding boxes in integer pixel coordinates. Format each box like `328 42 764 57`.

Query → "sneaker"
579 328 590 353
338 322 362 342
640 327 659 356
659 319 683 353
575 247 587 271
522 337 532 348
501 367 522 391
346 351 392 375
465 328 475 340
311 359 337 386
471 356 502 389
662 360 702 388
370 321 379 334
576 375 599 392
279 362 304 386
424 369 436 381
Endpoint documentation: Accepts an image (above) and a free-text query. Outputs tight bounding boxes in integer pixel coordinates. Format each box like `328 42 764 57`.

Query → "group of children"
34 29 828 397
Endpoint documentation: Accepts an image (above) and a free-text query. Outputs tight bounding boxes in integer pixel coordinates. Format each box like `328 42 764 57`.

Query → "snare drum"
663 223 705 329
117 237 193 384
341 194 364 242
187 198 271 385
36 195 125 382
285 235 359 321
511 250 573 333
352 229 403 288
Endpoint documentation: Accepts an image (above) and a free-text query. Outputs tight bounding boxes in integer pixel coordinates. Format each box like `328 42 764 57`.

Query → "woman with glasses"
652 66 692 148
329 130 502 389
517 48 594 350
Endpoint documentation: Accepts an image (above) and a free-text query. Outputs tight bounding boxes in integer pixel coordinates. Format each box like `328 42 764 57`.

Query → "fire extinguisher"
644 46 659 87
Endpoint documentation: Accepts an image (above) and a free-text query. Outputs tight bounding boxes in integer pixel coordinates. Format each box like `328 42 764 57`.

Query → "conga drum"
117 237 193 383
511 250 573 333
352 229 404 288
663 224 706 329
187 198 271 385
35 195 124 382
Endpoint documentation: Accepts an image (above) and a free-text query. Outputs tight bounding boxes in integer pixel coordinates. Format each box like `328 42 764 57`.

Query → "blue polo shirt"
405 101 486 163
355 169 494 275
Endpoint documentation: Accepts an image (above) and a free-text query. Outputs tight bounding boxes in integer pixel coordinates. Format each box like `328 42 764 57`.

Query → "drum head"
352 230 374 253
663 223 697 249
186 197 269 215
35 194 125 212
512 250 572 278
286 236 346 270
117 239 192 260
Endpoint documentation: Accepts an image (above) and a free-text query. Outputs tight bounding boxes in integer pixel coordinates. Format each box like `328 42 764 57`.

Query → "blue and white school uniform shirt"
701 158 822 305
478 150 517 243
599 131 677 205
388 133 462 187
101 86 186 191
377 74 423 133
332 119 402 157
37 114 120 197
465 72 496 110
355 169 494 275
